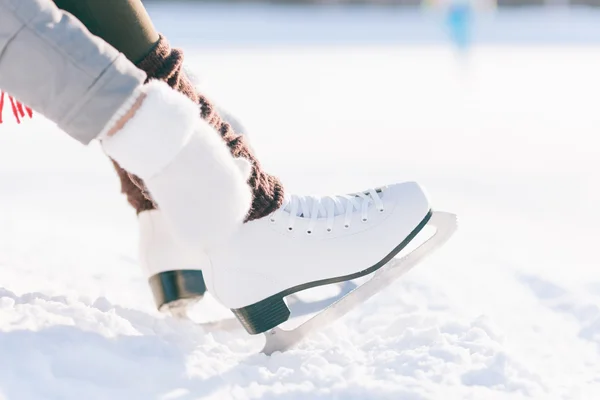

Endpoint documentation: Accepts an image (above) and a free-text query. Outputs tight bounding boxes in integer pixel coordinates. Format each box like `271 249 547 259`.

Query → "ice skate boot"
139 207 360 326
138 209 208 318
133 92 257 319
204 181 451 336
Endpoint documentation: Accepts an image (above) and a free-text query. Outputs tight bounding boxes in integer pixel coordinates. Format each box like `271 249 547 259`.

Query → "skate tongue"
291 196 331 218
284 188 386 218
282 195 325 218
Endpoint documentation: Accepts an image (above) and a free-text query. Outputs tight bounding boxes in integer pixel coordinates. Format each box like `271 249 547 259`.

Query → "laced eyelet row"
269 191 386 236
281 225 343 234
272 208 385 233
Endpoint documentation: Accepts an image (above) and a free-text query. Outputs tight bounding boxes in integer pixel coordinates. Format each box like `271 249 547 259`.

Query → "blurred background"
136 0 600 54
142 0 594 6
129 0 600 201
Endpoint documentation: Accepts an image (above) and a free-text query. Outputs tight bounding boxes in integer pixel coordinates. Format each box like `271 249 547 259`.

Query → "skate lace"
270 188 385 234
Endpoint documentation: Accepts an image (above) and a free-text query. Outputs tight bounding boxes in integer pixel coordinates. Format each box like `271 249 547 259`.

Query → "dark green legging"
52 0 160 64
53 0 285 223
51 0 172 213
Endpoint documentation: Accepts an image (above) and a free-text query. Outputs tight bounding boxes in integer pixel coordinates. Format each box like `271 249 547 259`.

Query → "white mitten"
102 81 252 251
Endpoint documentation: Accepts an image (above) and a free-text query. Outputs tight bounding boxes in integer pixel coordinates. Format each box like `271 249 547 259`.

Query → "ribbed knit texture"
110 35 284 221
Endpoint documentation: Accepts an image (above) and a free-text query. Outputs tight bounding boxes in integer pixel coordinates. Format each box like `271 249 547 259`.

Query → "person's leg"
52 0 159 64
28 1 441 336
53 0 284 220
52 0 283 315
0 0 252 250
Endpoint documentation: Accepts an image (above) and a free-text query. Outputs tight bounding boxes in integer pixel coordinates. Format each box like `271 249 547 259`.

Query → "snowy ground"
1 4 600 400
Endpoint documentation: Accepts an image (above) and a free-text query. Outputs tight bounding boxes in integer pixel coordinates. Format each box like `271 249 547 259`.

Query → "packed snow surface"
0 5 598 400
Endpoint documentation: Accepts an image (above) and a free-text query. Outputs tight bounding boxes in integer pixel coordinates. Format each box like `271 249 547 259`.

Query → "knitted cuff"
111 34 285 221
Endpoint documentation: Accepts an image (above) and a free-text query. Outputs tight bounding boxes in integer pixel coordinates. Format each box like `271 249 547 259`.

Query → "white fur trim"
144 128 253 251
102 80 253 250
101 80 199 180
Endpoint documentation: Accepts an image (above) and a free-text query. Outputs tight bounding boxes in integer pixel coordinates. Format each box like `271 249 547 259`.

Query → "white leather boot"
204 181 432 334
138 209 209 316
101 81 253 315
135 83 255 315
132 83 253 315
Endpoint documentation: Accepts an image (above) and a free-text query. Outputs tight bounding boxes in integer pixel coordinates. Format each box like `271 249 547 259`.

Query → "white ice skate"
134 91 248 317
203 181 457 353
138 209 208 317
135 97 355 320
139 209 359 324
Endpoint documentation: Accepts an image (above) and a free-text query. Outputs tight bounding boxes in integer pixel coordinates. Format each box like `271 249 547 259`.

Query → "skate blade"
261 210 458 355
195 281 358 332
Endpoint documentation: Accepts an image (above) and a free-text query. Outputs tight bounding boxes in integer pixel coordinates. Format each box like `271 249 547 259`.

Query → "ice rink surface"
0 4 598 399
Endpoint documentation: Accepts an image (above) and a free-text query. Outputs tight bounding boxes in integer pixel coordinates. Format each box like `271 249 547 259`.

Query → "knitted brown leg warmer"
111 35 285 221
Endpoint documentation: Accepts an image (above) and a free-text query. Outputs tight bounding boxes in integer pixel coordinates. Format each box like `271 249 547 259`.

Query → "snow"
0 4 599 399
